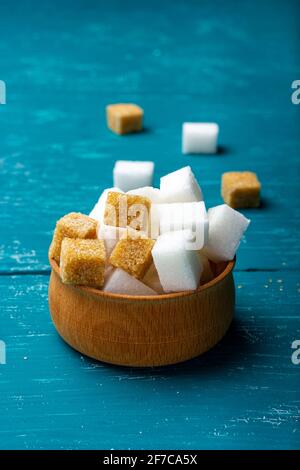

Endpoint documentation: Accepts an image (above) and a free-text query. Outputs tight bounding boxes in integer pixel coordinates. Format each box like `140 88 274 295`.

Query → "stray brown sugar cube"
60 238 106 288
106 103 143 135
104 192 151 233
49 212 97 264
109 237 155 280
221 171 261 208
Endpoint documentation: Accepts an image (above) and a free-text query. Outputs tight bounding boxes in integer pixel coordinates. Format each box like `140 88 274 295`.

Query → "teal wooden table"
0 0 299 450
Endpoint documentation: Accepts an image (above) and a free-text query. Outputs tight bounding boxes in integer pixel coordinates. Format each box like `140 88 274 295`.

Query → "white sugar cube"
113 160 154 192
104 268 157 296
97 224 127 257
182 123 219 154
160 166 203 203
152 230 203 292
89 187 123 222
203 204 250 262
142 263 164 294
198 252 214 284
127 186 161 203
155 201 208 250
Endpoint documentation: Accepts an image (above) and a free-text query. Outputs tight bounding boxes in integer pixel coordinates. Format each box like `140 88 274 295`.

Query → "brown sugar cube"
106 103 143 135
60 238 106 288
109 237 155 280
49 212 97 264
104 192 151 234
221 171 261 208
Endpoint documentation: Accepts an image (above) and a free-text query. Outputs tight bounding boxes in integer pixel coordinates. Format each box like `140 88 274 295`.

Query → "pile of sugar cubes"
49 162 250 296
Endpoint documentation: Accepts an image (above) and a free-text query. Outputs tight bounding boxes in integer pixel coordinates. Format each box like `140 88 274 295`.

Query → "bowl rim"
49 256 236 302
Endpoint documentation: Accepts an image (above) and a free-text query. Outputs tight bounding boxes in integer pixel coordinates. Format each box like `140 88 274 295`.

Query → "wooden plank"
1 95 299 272
0 271 299 449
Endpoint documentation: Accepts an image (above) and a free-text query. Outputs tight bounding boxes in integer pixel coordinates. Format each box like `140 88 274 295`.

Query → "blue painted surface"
0 0 299 450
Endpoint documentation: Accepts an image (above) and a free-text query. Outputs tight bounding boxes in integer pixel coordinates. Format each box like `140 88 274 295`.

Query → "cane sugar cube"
97 224 127 257
198 252 214 285
106 103 143 135
104 269 157 296
104 191 151 233
160 166 203 203
221 171 261 208
142 263 164 294
203 204 251 262
182 123 219 154
152 230 203 292
156 201 208 250
49 212 97 263
60 238 106 288
113 160 154 192
109 236 155 279
127 186 161 203
89 187 123 222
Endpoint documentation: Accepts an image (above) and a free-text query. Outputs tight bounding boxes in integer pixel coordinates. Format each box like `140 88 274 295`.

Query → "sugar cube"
160 166 203 203
203 204 251 262
152 230 203 292
221 171 261 208
49 212 97 264
127 186 161 203
142 263 164 294
97 224 127 258
60 238 106 288
106 103 143 135
104 191 151 234
109 236 155 279
198 252 214 285
113 160 154 192
182 123 219 154
104 268 157 296
89 187 123 223
155 201 208 250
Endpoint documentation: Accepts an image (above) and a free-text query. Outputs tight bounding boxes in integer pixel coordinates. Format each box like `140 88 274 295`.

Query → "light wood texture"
48 258 235 367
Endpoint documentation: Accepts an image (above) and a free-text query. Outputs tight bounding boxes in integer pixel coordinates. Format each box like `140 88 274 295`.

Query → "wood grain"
49 259 235 367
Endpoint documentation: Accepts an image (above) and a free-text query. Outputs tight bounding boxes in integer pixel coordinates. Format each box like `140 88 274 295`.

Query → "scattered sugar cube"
142 263 164 294
104 191 151 234
60 238 106 288
182 123 219 154
113 160 154 192
97 224 127 258
160 166 203 203
49 212 97 264
106 103 143 135
152 230 203 292
155 201 208 250
104 269 157 296
203 204 251 262
89 187 123 222
127 186 161 203
198 252 214 285
109 236 155 279
221 171 261 208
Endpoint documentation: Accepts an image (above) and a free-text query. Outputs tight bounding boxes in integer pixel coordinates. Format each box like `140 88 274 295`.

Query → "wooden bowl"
48 258 235 367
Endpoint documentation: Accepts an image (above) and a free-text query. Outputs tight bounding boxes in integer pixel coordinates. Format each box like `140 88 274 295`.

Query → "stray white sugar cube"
113 160 154 192
182 123 219 154
160 166 203 203
89 187 123 222
104 268 157 296
156 201 208 250
142 263 164 294
127 186 161 203
152 230 203 292
97 224 127 257
203 204 251 262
